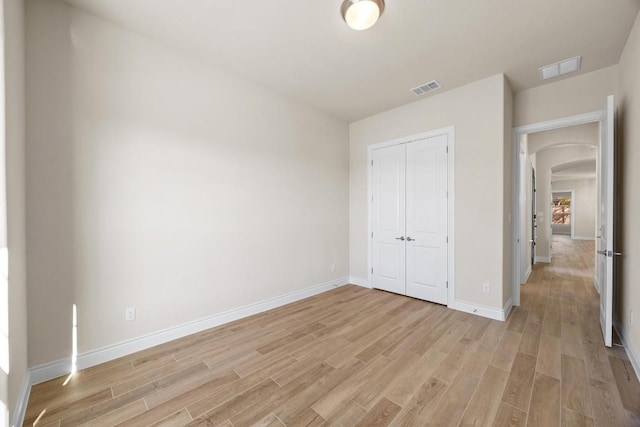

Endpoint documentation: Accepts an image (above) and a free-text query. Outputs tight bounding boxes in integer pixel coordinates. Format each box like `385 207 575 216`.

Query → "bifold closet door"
371 144 406 295
405 136 448 304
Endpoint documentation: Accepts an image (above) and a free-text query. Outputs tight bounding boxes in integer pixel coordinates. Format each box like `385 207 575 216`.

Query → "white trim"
367 126 455 305
522 266 532 284
535 256 551 263
593 275 601 293
503 296 514 320
27 277 349 386
573 236 595 241
613 318 640 383
449 298 511 321
512 110 604 307
10 373 31 427
29 358 72 386
348 276 371 288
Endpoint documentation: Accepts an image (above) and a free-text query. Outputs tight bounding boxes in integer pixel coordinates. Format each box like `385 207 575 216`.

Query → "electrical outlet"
483 283 490 293
631 310 634 324
126 307 136 321
331 263 336 272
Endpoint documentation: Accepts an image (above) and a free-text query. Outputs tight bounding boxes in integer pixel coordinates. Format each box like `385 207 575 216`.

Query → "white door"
598 95 616 347
405 136 448 304
371 145 406 295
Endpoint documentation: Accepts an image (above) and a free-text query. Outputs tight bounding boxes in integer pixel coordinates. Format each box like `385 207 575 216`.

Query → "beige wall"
4 0 28 422
617 10 640 371
503 78 513 305
350 74 510 310
514 66 618 127
551 179 597 239
26 0 349 366
533 145 597 261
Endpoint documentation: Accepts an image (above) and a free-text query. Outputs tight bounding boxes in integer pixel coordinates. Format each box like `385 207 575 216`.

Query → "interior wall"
617 9 640 371
25 0 349 367
350 74 509 311
551 180 596 239
514 66 618 127
503 78 513 305
533 146 597 261
4 0 28 422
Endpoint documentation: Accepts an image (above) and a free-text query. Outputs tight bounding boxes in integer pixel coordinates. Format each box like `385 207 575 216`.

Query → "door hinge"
446 236 449 243
446 281 449 288
446 146 449 154
371 232 373 238
371 267 374 274
371 160 373 166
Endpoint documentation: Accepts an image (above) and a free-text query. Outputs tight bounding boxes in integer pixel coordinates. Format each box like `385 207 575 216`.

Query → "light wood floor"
24 235 640 426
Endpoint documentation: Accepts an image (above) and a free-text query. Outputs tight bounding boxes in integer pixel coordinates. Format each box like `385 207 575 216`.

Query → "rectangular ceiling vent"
411 80 441 96
539 56 582 81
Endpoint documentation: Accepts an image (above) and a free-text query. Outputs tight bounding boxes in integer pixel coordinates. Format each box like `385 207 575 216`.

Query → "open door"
531 168 536 266
598 95 616 347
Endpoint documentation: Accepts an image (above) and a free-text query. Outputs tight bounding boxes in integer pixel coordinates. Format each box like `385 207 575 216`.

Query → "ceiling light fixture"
341 0 385 31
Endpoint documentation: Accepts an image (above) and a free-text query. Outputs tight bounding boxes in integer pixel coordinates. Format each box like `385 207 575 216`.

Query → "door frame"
551 189 576 239
367 126 455 306
511 111 602 306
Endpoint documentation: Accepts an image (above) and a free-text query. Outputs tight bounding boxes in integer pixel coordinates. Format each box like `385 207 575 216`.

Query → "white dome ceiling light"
341 0 385 31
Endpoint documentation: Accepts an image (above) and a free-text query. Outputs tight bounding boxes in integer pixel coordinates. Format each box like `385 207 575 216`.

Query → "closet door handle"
407 237 415 242
395 236 405 241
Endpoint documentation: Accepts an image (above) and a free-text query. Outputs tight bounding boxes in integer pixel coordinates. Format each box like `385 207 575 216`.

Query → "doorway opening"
512 111 602 301
512 96 616 347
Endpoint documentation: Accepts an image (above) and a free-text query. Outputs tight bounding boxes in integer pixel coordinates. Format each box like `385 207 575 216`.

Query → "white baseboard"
503 297 514 319
27 276 349 386
348 276 371 288
535 256 551 263
522 266 532 284
448 299 509 321
29 358 72 386
573 236 595 241
613 317 640 383
10 372 31 427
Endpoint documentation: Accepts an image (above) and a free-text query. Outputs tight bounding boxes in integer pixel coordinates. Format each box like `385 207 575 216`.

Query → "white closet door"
405 136 448 304
371 145 406 295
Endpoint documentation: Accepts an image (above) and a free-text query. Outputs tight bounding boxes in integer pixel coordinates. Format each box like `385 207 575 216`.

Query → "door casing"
367 126 455 307
511 110 605 307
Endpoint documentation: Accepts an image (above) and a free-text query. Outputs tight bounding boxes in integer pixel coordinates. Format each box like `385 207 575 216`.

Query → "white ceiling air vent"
539 56 582 81
411 80 441 96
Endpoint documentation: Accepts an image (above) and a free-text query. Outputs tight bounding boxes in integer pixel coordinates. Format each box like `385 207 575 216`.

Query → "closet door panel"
371 145 406 295
405 135 448 304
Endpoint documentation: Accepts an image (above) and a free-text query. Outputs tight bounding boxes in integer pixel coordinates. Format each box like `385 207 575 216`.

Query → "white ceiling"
61 0 640 122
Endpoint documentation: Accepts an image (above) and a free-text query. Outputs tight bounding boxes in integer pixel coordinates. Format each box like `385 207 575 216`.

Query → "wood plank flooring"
24 235 640 426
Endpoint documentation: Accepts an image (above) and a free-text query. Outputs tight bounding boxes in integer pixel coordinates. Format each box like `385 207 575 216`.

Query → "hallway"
521 234 640 426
